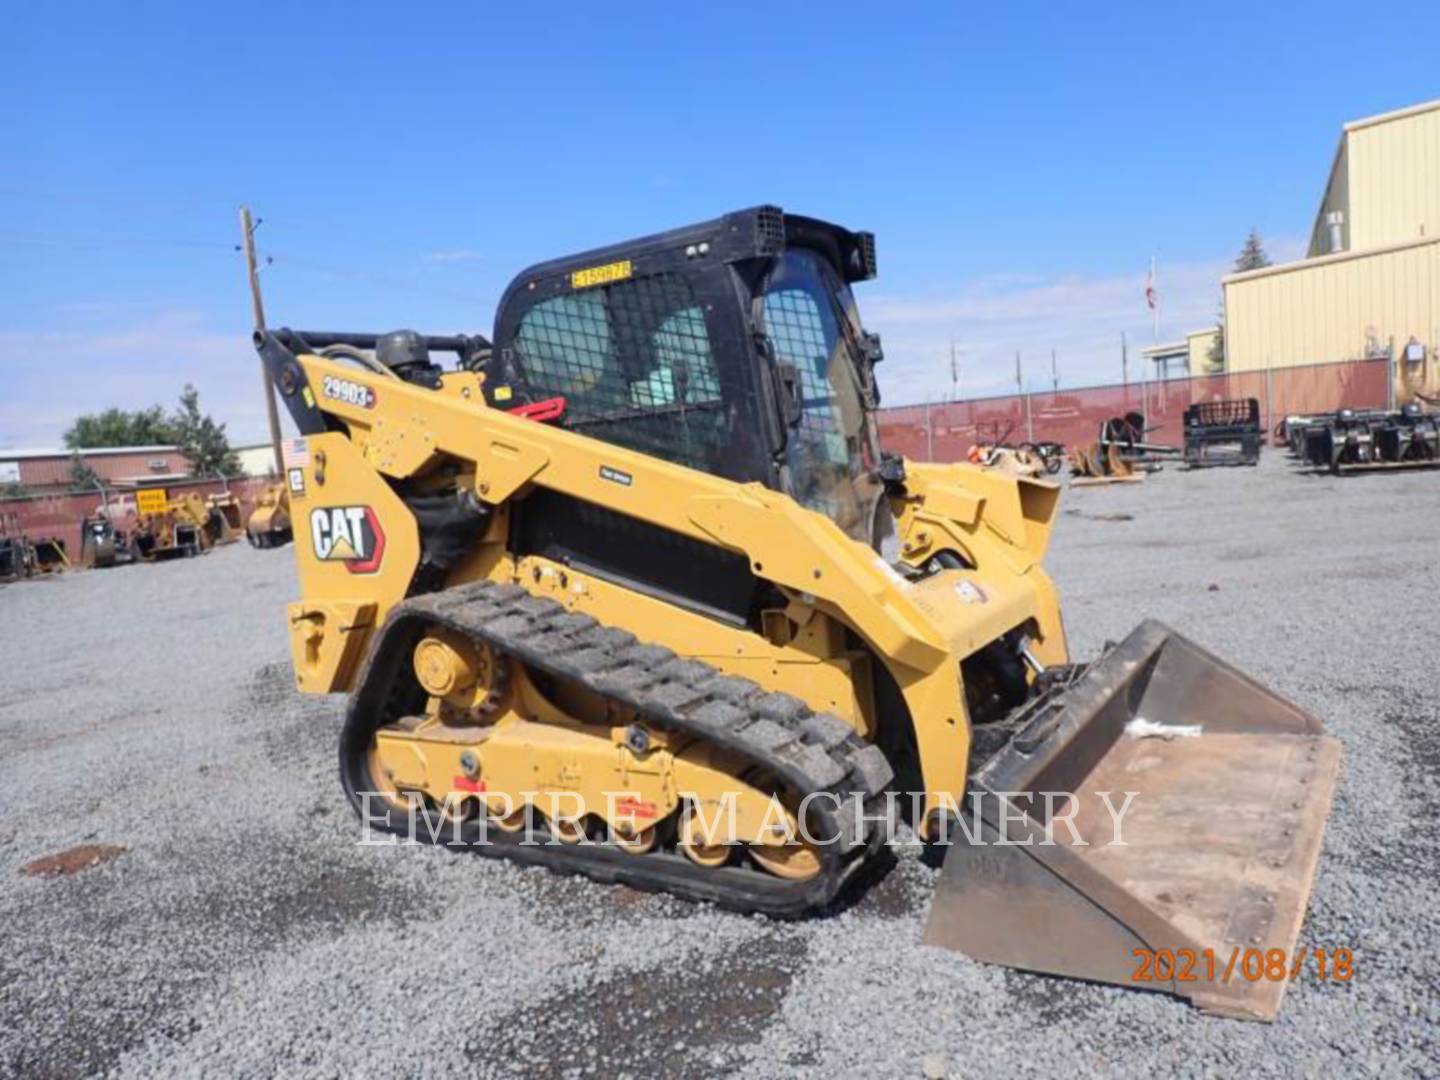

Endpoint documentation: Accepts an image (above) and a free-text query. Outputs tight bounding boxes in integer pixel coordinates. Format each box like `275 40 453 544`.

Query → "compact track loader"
253 206 1338 1020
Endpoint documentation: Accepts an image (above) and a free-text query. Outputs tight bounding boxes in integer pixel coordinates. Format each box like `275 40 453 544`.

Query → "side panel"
288 355 1065 818
286 433 421 692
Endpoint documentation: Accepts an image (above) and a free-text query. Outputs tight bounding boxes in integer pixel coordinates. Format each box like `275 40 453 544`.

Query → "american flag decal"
281 437 310 468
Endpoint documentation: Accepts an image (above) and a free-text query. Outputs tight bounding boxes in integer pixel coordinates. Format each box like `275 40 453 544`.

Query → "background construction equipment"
1183 398 1262 468
245 482 293 548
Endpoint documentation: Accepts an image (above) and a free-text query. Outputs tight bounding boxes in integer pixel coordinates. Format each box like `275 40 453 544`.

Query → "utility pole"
240 205 284 476
949 338 959 401
1050 348 1058 394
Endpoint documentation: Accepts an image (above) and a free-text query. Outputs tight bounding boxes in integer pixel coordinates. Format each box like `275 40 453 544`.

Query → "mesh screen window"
514 274 732 473
759 248 873 540
762 287 848 465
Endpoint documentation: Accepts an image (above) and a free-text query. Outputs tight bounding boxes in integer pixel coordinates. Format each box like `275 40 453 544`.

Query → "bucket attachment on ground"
925 620 1340 1022
1301 405 1439 472
1068 442 1141 485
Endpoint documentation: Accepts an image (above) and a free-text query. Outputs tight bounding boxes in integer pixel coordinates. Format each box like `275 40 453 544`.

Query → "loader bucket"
924 620 1341 1022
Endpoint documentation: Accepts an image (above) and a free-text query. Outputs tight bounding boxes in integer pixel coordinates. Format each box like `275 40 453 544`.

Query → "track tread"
342 579 895 916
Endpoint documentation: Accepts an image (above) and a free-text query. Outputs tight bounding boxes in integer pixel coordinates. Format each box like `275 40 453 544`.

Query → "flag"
1145 259 1158 310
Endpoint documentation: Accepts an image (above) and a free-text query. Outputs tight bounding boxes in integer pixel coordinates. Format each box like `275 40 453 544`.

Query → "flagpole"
1150 255 1160 346
1145 256 1157 422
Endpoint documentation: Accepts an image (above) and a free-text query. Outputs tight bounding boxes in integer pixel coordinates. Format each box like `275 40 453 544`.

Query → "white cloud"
0 236 1309 447
864 236 1306 407
864 258 1227 406
0 311 271 450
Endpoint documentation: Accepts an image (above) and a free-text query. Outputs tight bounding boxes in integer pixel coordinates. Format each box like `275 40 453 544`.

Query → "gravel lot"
2 452 1437 1078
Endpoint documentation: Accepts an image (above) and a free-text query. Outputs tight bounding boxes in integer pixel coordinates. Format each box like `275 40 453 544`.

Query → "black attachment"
875 452 907 493
269 328 492 370
376 329 444 388
1182 398 1261 468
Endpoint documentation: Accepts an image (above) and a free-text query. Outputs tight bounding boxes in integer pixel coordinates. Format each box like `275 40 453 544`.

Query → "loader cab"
489 206 887 543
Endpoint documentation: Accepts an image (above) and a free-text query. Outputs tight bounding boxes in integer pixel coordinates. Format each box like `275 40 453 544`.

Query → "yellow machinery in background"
246 482 292 548
132 489 239 560
0 512 67 581
254 207 1339 1021
205 491 245 545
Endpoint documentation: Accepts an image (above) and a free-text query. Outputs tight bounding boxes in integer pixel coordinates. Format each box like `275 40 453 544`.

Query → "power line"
0 233 233 253
0 229 491 307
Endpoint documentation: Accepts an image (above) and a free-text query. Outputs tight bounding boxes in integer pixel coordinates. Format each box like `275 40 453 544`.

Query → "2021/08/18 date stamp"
1131 947 1355 984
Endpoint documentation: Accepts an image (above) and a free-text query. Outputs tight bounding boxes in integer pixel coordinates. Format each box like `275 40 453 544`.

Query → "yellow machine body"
283 355 1066 826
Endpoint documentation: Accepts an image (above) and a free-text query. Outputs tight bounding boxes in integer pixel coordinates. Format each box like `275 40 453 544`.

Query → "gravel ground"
2 452 1436 1078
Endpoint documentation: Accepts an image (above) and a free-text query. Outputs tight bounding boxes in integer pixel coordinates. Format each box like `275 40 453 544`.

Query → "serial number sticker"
321 374 376 409
1132 947 1355 984
570 259 632 290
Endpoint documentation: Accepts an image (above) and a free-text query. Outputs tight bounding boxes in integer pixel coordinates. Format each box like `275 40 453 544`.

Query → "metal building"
0 445 190 493
1221 99 1440 376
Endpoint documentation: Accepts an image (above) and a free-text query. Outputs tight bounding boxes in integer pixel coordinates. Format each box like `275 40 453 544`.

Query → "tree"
169 384 241 477
1235 229 1272 273
67 453 101 492
61 386 240 478
1209 229 1274 369
64 405 174 449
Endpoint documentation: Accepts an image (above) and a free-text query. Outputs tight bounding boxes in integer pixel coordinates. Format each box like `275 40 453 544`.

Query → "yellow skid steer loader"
253 206 1338 1021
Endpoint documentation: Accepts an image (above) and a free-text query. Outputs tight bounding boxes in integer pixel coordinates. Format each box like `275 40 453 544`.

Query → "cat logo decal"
310 506 386 574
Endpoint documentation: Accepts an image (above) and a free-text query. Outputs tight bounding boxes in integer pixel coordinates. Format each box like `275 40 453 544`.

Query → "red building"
0 445 271 560
0 445 191 493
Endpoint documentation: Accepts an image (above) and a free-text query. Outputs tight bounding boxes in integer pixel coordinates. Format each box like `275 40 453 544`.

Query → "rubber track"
340 580 895 916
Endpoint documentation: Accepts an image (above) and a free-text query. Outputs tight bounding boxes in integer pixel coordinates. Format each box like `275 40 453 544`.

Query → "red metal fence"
876 358 1392 462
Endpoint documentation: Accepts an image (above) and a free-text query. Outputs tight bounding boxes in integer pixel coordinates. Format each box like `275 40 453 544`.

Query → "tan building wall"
1346 102 1440 252
234 443 281 479
1222 235 1440 373
1307 100 1440 257
1186 328 1220 373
